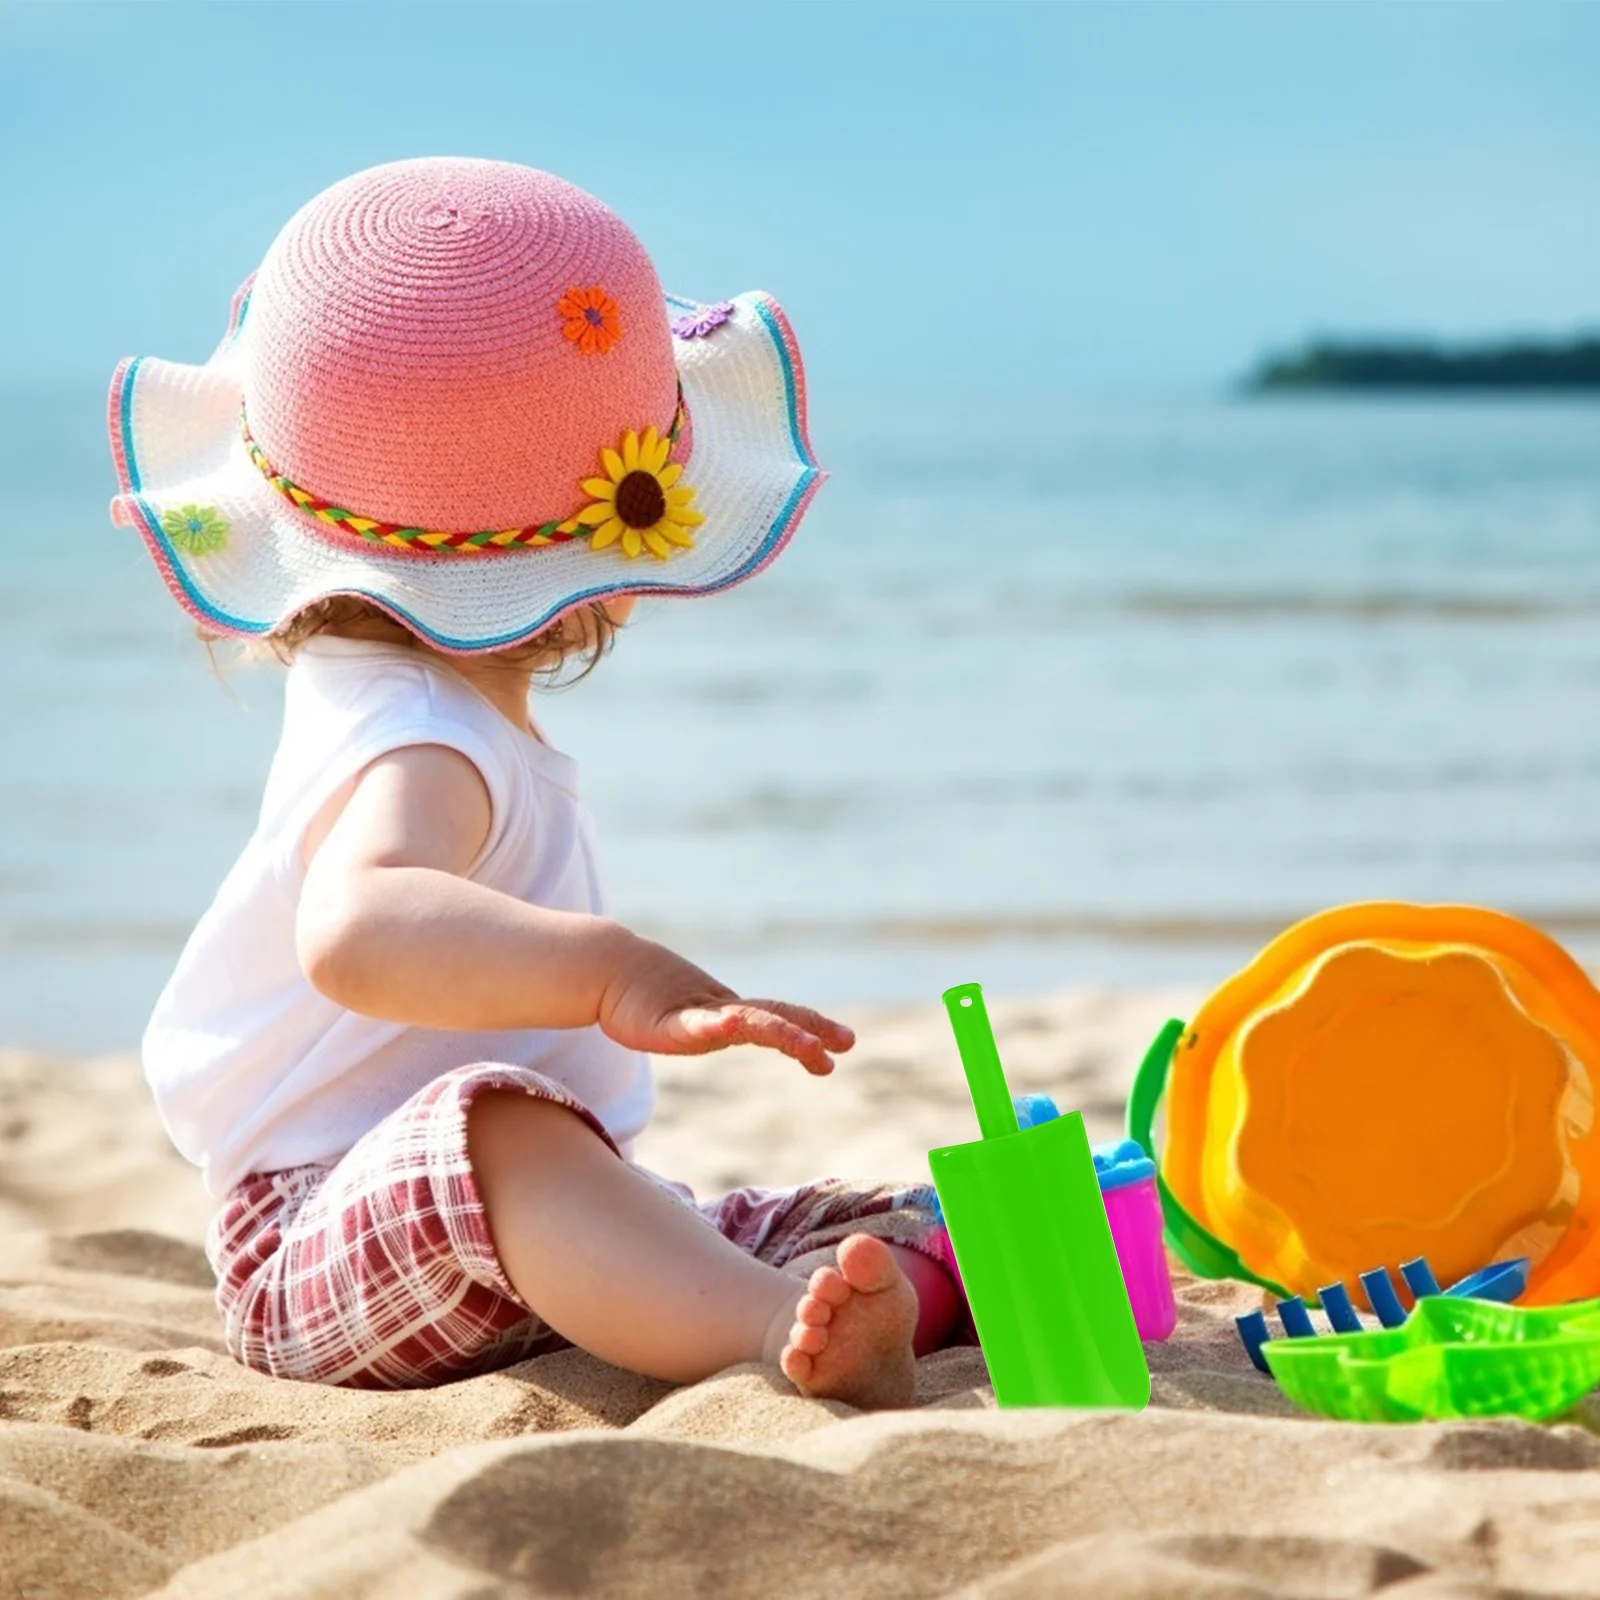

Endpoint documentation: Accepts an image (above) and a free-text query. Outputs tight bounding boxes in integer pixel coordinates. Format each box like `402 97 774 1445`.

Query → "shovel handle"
942 982 1019 1142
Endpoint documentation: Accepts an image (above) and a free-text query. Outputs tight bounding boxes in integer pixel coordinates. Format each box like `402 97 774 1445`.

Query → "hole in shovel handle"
943 982 1020 1141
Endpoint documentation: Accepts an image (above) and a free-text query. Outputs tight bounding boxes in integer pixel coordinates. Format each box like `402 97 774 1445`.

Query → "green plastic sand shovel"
928 981 1150 1410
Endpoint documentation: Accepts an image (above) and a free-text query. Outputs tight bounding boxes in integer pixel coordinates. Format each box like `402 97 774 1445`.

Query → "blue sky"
3 1 1597 395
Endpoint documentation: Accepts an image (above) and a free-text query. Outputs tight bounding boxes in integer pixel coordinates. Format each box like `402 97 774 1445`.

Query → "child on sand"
109 158 958 1404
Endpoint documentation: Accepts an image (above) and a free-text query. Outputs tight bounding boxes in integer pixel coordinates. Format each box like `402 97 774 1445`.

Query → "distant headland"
1245 335 1600 392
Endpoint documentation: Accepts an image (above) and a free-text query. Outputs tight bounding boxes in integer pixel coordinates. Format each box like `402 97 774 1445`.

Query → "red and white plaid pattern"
208 1062 942 1389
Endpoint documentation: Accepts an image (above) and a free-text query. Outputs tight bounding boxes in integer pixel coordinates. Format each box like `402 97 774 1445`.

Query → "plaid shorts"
208 1062 943 1389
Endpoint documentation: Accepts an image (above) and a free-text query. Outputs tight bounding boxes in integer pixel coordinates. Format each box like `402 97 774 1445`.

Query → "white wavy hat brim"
109 290 823 654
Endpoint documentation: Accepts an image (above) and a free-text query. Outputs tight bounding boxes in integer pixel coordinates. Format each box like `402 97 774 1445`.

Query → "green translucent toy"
1265 1295 1600 1422
928 981 1149 1409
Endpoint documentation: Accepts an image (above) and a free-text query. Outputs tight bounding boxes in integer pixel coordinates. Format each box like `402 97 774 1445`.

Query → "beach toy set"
928 983 1149 1409
1123 902 1600 1422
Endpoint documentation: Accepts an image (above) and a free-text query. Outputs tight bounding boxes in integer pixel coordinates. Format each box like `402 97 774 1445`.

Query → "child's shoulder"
265 638 543 842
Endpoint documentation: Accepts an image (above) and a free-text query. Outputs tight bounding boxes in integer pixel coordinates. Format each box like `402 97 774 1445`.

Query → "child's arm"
296 743 852 1074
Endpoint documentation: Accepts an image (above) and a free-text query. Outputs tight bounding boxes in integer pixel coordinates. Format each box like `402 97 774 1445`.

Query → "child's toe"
796 1295 832 1327
807 1265 852 1306
836 1233 900 1293
790 1322 827 1356
781 1346 814 1385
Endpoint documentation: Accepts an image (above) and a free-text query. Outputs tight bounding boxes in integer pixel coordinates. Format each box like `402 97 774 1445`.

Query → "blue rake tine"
1401 1258 1443 1299
1361 1268 1409 1328
1236 1309 1272 1373
1276 1297 1316 1338
1318 1282 1362 1333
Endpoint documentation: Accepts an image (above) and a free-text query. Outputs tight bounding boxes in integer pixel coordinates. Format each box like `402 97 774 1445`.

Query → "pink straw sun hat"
107 157 824 653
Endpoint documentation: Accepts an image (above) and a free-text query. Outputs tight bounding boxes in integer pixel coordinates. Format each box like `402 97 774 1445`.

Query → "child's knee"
466 1090 595 1190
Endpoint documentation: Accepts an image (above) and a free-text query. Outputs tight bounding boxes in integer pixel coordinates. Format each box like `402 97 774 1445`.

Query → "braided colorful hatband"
241 387 691 557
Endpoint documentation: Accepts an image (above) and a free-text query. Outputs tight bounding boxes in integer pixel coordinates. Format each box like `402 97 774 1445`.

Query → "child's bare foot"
773 1234 918 1409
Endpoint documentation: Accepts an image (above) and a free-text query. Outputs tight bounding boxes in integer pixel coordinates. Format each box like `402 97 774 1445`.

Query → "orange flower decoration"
558 285 622 355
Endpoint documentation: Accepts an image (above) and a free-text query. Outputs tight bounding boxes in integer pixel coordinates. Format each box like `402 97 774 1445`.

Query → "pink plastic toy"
1094 1138 1178 1342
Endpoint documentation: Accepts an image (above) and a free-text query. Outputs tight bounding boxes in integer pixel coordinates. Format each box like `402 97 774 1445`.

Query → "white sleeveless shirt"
143 636 654 1196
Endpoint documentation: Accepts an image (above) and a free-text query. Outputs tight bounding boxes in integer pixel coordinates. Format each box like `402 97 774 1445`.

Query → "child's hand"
599 938 854 1075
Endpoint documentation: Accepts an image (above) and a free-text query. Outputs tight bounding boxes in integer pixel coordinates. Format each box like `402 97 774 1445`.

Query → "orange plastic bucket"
1127 904 1600 1307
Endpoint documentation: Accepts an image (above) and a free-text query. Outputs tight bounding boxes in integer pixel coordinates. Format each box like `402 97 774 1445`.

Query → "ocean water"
5 384 1600 1052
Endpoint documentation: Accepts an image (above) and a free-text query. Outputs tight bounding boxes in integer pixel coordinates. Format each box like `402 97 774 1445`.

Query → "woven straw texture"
106 158 822 654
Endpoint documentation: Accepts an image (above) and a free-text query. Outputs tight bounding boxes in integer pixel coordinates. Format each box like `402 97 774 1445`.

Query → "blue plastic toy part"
1013 1093 1061 1131
1448 1259 1531 1303
1091 1137 1159 1194
1276 1297 1317 1339
1319 1282 1362 1334
1399 1258 1443 1299
1236 1309 1271 1373
1360 1268 1409 1329
1235 1256 1532 1375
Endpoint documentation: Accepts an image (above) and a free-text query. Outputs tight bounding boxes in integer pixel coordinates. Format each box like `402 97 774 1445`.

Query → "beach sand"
2 988 1598 1599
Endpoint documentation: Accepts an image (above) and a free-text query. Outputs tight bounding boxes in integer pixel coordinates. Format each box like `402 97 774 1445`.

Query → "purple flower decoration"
671 301 735 340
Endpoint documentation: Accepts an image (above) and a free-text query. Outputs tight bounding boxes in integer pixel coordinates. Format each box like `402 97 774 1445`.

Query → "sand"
3 988 1599 1599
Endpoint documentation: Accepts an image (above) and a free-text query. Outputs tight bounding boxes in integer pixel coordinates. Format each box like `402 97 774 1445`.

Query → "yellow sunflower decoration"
572 426 705 560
